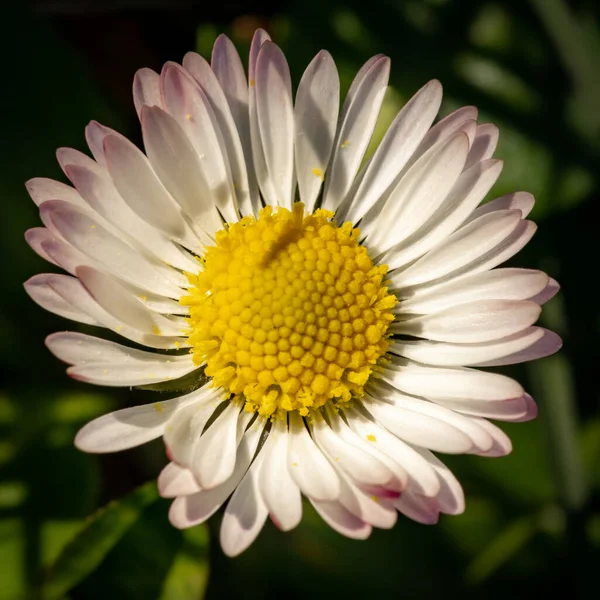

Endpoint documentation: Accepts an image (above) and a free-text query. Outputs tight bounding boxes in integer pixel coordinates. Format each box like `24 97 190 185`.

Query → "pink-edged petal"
343 80 443 224
528 278 560 305
141 105 223 237
309 412 394 487
469 191 535 222
26 177 87 209
210 34 260 215
310 499 372 540
475 328 562 366
377 359 524 402
103 134 201 251
322 56 390 213
158 462 201 498
190 403 249 489
169 419 263 528
74 392 199 454
294 50 339 212
253 41 295 209
399 268 548 314
288 412 340 501
465 123 499 169
133 67 163 118
42 199 185 297
394 299 541 344
381 159 504 271
220 443 269 557
160 63 238 224
24 273 100 326
25 227 60 266
183 50 255 217
76 266 187 337
390 209 523 288
390 326 551 367
363 132 470 255
362 393 486 454
259 416 302 531
342 408 439 497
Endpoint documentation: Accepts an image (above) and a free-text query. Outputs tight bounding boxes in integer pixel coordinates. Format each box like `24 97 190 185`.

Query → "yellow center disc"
182 202 396 417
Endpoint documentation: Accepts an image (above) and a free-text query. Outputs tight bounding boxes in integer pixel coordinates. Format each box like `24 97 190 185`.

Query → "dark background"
1 0 599 598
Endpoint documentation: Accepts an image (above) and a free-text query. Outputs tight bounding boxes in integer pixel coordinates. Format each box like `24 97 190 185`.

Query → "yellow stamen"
181 203 395 418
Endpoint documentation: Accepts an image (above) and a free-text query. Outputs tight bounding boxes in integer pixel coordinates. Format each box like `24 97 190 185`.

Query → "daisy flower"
24 29 561 557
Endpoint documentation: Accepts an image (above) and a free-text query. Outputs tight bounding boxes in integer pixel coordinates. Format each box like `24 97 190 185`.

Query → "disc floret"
182 203 396 417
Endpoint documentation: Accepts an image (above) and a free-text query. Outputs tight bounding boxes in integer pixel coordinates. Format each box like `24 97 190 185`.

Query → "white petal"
342 408 439 496
169 419 264 529
399 268 548 314
259 417 302 531
337 473 397 529
310 499 371 540
465 123 499 169
475 328 562 366
404 106 478 170
466 420 513 457
361 393 484 454
42 200 185 297
64 158 200 272
74 391 202 453
322 56 390 213
46 331 185 366
158 462 201 498
66 355 195 387
26 177 87 209
46 273 185 350
24 273 100 326
412 449 466 514
343 80 443 224
469 191 535 221
245 30 274 207
211 34 260 215
365 386 495 453
381 159 503 271
191 402 245 489
378 359 523 402
160 63 238 224
163 388 227 466
309 412 394 487
183 50 255 217
406 220 538 298
394 299 541 344
25 227 60 266
253 41 295 209
40 234 94 276
288 412 340 501
220 445 269 557
390 209 523 288
133 67 163 118
141 105 223 238
528 278 560 305
363 132 469 255
391 326 551 367
76 266 187 337
294 50 339 212
395 493 439 524
103 134 201 251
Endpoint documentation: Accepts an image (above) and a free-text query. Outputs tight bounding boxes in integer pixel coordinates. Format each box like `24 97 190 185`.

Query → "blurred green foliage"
1 0 600 598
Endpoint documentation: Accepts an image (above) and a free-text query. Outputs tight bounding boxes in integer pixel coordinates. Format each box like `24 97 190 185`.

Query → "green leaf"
40 482 159 600
159 526 210 600
71 499 209 600
465 516 538 584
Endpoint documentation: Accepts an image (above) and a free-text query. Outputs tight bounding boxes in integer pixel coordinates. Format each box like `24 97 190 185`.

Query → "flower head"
25 29 561 556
